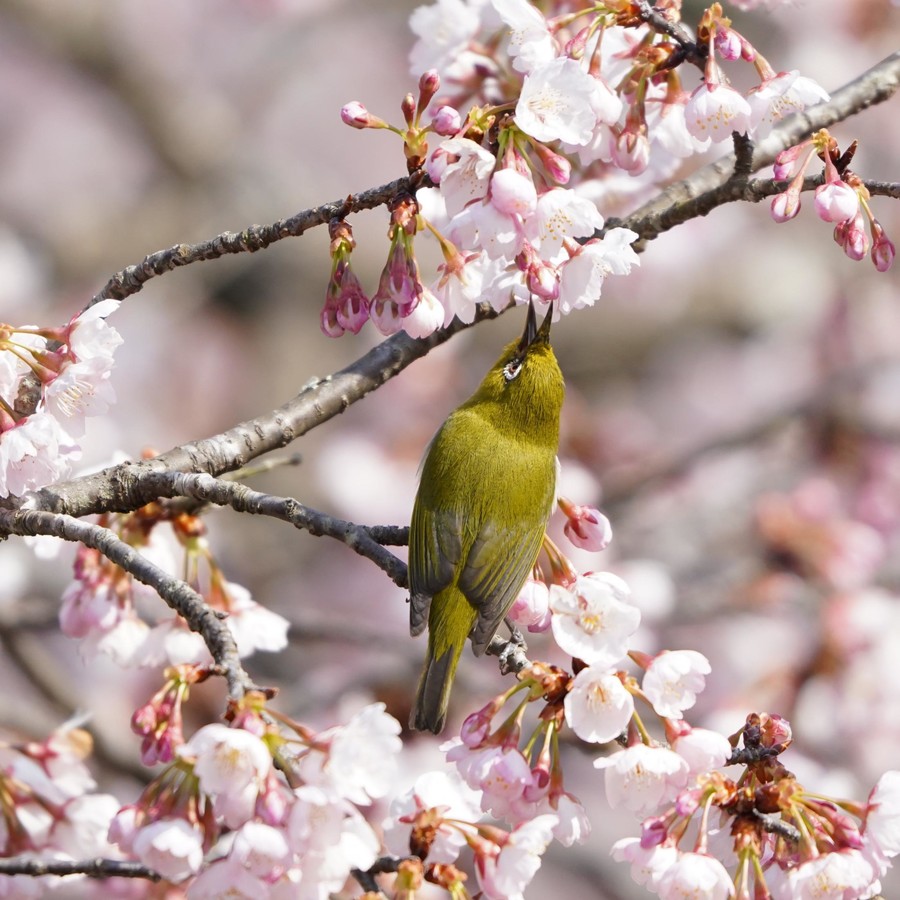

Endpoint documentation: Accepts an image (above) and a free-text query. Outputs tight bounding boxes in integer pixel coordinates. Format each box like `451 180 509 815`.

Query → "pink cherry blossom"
815 181 860 224
508 578 551 632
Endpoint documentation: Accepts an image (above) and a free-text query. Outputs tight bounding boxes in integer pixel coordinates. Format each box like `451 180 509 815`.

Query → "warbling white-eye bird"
408 300 565 733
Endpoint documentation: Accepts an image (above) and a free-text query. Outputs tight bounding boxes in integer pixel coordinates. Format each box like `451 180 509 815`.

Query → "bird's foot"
498 621 528 675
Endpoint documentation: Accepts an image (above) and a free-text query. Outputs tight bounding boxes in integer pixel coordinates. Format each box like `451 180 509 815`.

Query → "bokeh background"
0 0 899 896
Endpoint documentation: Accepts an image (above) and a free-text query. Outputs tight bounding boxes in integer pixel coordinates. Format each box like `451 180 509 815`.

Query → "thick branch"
29 305 502 519
0 510 253 700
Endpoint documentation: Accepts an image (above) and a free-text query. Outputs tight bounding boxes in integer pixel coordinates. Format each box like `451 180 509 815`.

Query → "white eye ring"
503 358 523 382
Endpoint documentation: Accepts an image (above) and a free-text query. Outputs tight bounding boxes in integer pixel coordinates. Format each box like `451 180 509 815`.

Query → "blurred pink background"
0 0 899 896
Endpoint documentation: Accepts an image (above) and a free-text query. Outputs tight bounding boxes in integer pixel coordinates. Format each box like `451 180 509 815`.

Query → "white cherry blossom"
179 724 273 829
657 851 735 900
642 649 711 719
132 818 204 884
595 744 689 815
550 571 640 667
516 57 598 145
564 666 634 743
475 814 558 900
492 0 556 73
747 71 830 139
383 769 483 864
685 82 751 143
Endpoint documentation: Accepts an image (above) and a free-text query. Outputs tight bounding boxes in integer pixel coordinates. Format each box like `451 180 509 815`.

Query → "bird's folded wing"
459 519 546 656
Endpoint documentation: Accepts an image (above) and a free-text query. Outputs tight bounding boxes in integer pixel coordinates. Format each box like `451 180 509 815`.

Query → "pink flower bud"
418 69 440 102
131 703 157 737
341 101 374 129
639 816 669 848
370 297 404 335
431 105 461 136
320 296 345 338
612 128 650 176
532 141 571 185
835 212 869 260
872 222 895 272
814 181 859 223
758 713 792 749
559 497 612 551
490 168 537 217
508 578 551 632
715 26 742 61
770 189 800 223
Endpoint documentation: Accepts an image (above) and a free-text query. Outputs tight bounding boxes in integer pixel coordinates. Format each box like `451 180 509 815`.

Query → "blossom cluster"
107 700 403 896
320 0 855 340
0 723 121 897
0 300 121 498
770 129 895 270
424 511 900 898
59 505 288 674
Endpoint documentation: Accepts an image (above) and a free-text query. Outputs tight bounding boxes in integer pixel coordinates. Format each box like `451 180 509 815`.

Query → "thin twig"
0 857 161 881
136 472 409 587
0 510 253 701
89 175 423 308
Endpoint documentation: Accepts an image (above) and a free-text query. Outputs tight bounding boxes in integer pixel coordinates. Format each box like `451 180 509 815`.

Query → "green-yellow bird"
408 300 565 733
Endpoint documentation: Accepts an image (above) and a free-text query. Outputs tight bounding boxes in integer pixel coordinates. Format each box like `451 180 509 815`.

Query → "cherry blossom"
642 650 712 719
132 818 204 883
550 571 640 668
515 57 598 146
747 71 830 139
296 703 402 805
595 744 689 816
685 82 751 143
474 814 558 900
564 667 634 744
383 769 483 864
492 0 556 74
179 724 273 829
657 851 735 900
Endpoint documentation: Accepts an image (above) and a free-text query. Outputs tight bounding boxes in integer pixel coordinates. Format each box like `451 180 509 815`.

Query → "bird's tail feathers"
410 639 463 734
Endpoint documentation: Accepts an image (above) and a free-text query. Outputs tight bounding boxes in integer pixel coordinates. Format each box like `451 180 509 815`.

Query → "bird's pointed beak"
518 301 553 353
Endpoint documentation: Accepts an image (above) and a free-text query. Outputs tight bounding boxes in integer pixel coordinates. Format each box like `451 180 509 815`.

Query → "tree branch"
28 305 503 519
608 50 900 242
90 175 423 307
0 510 254 701
0 857 160 881
136 472 409 587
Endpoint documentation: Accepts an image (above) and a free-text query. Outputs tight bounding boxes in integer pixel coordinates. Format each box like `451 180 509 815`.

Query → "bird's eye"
503 358 523 382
